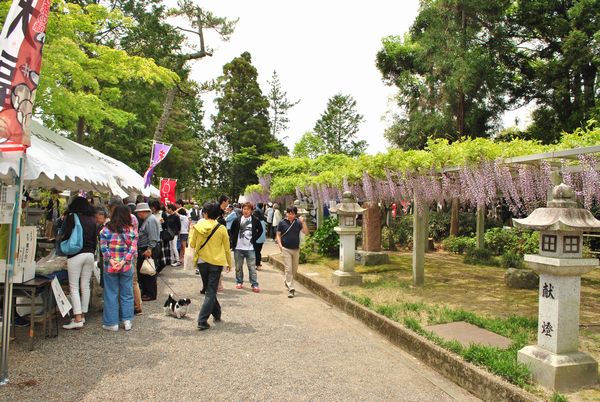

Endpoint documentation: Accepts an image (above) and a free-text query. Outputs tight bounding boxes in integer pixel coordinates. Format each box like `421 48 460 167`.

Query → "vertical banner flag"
160 178 176 205
143 142 172 188
0 0 51 147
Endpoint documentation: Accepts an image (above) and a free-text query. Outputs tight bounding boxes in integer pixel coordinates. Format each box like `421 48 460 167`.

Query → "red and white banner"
160 178 176 205
0 0 51 148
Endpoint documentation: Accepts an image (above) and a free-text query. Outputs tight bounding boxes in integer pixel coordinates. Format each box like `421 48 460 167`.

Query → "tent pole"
0 154 25 385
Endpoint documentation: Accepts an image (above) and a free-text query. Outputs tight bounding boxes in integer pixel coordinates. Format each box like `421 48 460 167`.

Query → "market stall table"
0 278 57 351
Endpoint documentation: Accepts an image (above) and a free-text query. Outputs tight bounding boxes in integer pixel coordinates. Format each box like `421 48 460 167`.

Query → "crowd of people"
54 193 308 332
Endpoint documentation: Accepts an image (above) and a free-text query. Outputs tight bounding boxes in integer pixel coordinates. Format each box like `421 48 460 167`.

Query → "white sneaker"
62 320 84 330
123 320 132 331
102 324 118 331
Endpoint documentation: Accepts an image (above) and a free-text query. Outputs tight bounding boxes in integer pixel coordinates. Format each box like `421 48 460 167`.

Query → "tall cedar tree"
213 52 287 198
376 1 513 149
313 94 366 156
267 70 300 140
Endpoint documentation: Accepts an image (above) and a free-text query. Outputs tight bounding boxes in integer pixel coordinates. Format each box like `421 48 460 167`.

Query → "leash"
157 274 180 298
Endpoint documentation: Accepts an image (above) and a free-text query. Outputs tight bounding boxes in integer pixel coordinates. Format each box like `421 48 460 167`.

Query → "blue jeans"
103 266 134 326
234 249 258 288
198 264 222 324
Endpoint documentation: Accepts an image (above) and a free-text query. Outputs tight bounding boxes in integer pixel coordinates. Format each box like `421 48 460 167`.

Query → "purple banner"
143 142 171 188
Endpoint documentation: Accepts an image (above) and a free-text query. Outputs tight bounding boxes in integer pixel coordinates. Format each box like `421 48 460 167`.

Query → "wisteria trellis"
245 157 600 214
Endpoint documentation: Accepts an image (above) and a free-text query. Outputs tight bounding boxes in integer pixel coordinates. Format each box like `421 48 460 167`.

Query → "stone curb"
266 254 539 402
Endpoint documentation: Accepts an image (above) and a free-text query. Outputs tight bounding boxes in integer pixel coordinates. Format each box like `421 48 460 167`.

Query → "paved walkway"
4 242 479 401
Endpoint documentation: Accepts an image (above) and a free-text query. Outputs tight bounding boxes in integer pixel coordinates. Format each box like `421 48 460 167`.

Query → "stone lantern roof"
513 183 600 232
331 192 366 215
293 199 308 215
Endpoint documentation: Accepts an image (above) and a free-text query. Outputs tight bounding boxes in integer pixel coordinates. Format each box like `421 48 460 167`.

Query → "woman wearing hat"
134 203 161 301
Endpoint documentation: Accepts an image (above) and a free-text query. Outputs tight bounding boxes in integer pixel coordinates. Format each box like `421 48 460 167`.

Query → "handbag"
160 227 175 241
60 213 84 255
140 257 156 276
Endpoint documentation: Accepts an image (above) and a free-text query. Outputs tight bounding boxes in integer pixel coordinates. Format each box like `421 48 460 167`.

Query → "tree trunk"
450 198 459 236
153 87 177 142
76 117 85 144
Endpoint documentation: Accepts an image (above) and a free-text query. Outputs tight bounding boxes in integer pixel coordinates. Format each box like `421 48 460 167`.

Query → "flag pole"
0 152 25 385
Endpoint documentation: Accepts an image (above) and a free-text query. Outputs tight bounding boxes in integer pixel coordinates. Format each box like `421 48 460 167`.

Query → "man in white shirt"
265 202 274 239
229 202 263 292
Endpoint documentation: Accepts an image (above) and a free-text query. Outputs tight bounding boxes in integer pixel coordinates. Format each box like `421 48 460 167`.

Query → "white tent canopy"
0 121 159 197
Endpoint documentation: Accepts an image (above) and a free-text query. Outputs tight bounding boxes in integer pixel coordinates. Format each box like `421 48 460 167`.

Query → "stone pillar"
450 198 459 237
476 205 485 249
332 227 362 286
412 198 425 286
362 201 381 252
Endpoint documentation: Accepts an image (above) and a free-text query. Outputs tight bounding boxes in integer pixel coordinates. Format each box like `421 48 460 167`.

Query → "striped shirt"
100 226 138 273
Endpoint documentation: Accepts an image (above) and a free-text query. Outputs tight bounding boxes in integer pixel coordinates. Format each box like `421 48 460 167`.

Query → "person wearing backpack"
61 196 98 330
189 202 232 330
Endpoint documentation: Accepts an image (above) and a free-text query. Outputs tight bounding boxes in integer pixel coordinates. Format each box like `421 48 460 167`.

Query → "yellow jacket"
189 219 232 268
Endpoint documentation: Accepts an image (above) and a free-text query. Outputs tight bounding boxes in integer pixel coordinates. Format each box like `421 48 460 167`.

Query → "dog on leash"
163 294 191 319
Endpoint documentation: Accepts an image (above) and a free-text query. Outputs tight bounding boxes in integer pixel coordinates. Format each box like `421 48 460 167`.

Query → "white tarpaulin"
0 121 159 197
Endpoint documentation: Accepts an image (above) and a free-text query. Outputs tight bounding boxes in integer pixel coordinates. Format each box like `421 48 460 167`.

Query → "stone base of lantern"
518 345 598 392
332 270 362 286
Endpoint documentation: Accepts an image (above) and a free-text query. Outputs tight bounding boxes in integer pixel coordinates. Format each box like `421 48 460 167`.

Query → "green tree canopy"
293 131 326 159
212 52 287 198
313 93 366 156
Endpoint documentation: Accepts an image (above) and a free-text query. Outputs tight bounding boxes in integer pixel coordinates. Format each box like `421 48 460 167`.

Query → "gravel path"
3 244 479 401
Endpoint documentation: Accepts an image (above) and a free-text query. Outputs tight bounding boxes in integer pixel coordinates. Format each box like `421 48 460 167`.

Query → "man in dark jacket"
230 202 263 292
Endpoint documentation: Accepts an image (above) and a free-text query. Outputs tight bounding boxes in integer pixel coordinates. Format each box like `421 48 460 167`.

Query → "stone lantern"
293 199 309 218
331 191 365 286
513 183 600 392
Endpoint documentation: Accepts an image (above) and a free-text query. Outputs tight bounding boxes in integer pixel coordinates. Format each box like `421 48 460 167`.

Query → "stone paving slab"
425 321 513 349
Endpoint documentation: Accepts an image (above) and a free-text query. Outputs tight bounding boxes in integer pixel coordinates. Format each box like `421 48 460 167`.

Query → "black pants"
254 243 264 266
198 264 222 324
137 253 157 300
198 262 209 293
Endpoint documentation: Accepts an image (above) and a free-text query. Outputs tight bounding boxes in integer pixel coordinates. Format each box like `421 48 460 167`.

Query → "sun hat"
134 202 151 213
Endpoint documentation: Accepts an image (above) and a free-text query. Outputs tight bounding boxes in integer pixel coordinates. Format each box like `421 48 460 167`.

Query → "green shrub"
442 236 476 254
484 227 539 256
299 235 314 264
500 252 523 268
312 217 339 257
464 248 498 266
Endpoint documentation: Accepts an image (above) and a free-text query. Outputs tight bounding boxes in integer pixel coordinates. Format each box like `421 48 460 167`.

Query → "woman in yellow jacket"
189 202 232 330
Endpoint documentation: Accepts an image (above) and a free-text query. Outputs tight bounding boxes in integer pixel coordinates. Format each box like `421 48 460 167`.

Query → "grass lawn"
300 251 600 401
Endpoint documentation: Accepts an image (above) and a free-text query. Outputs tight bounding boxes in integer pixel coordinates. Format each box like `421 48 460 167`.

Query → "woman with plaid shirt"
100 205 138 331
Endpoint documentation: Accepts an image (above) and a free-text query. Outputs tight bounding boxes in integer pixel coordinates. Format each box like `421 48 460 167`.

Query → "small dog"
163 294 191 319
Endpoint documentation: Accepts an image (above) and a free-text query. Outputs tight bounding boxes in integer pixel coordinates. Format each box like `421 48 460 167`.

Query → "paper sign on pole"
51 277 71 317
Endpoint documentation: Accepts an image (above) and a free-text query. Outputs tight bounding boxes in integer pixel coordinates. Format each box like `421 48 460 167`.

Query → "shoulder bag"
60 213 84 255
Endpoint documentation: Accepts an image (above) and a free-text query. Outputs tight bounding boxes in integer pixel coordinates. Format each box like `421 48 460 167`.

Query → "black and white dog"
163 294 191 319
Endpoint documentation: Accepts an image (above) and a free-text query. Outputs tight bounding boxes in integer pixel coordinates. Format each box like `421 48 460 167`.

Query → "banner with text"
160 178 176 205
0 0 51 147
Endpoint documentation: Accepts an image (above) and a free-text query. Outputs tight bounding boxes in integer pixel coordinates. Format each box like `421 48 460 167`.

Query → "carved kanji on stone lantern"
513 183 600 392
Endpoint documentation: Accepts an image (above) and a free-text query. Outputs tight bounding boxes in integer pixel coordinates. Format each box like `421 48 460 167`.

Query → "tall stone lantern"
331 191 365 286
513 183 600 391
293 199 309 219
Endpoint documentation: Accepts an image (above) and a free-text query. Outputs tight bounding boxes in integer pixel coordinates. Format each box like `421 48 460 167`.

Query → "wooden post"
450 198 459 237
476 205 485 249
316 200 324 229
412 197 425 286
422 202 430 253
362 201 382 252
